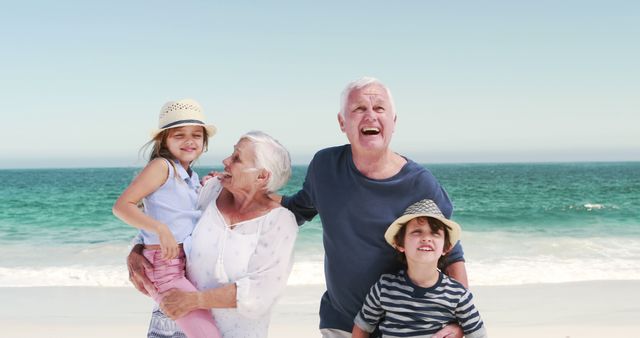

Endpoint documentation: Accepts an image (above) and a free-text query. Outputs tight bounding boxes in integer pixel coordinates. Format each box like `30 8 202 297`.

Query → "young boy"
352 199 487 338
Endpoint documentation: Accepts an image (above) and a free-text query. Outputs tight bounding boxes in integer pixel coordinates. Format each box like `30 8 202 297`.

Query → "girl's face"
165 126 205 168
398 217 446 267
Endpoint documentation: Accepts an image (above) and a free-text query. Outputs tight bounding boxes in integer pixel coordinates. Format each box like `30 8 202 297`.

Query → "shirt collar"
172 160 192 182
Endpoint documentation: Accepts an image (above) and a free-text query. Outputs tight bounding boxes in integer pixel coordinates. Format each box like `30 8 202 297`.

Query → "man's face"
338 84 396 154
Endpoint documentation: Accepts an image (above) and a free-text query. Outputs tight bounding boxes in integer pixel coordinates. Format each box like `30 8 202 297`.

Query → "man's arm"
278 159 319 225
445 261 468 288
441 240 467 287
280 192 318 225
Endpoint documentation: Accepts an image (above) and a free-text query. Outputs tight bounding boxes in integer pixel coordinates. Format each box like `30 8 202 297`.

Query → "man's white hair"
339 76 396 116
240 130 292 193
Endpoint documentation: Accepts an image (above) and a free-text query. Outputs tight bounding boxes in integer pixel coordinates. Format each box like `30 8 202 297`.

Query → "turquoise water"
1 162 639 286
433 162 640 236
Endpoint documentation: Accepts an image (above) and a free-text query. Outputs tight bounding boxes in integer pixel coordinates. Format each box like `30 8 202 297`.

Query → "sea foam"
2 231 640 287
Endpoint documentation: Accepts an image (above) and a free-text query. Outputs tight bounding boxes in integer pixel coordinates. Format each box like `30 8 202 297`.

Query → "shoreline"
2 280 639 337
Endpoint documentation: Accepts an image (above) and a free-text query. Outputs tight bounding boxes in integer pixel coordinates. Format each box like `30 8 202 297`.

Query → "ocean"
1 162 639 287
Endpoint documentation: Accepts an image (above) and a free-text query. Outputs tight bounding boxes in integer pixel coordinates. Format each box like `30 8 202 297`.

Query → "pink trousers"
143 248 221 338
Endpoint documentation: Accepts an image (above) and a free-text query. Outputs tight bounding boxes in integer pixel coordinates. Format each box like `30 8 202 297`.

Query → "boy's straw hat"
384 199 461 249
150 99 217 139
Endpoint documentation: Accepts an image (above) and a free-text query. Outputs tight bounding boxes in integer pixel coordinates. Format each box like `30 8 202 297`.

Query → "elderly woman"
127 131 298 338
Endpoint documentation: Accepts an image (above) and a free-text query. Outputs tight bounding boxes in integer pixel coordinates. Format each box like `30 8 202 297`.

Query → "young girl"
113 99 221 338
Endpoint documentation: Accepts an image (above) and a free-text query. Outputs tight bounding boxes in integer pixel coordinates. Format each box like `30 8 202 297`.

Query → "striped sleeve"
354 279 384 333
456 289 487 338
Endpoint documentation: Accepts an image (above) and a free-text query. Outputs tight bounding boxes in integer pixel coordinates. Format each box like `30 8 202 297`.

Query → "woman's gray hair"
339 76 396 117
240 130 292 193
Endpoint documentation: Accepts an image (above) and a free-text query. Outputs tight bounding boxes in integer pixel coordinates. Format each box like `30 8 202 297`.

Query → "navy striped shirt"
355 270 487 338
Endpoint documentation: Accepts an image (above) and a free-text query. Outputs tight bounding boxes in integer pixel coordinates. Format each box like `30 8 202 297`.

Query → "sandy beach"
2 280 639 338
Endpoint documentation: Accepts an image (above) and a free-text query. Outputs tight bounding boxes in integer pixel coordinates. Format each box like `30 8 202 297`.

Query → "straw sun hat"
150 99 217 139
384 199 462 249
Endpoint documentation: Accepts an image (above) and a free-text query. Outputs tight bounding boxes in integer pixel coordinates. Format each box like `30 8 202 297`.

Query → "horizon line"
2 159 639 170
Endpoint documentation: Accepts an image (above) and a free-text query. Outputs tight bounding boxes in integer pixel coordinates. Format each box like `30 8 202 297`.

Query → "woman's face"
220 139 261 192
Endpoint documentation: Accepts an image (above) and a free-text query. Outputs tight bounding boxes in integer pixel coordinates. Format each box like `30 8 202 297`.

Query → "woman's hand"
157 224 179 260
127 244 155 296
432 323 463 338
160 289 202 319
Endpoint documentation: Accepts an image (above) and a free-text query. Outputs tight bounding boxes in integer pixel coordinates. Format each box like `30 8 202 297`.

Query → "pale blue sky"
1 1 638 168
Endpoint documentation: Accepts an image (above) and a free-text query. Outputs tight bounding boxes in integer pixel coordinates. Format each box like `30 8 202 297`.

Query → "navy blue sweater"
282 145 464 333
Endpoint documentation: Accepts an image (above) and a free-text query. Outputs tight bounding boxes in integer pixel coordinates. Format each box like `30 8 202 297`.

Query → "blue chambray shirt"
139 159 202 245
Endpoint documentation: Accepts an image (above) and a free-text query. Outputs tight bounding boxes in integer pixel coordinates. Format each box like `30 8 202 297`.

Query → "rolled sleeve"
235 208 298 319
354 280 383 333
354 312 376 333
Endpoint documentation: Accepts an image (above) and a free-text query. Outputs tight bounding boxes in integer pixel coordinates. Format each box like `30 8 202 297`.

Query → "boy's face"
398 217 447 267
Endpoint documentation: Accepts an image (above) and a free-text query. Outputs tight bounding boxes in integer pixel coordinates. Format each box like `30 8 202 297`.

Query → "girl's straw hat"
384 199 461 249
150 99 217 139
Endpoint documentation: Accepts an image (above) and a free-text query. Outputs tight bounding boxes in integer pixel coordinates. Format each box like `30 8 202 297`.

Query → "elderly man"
280 77 468 338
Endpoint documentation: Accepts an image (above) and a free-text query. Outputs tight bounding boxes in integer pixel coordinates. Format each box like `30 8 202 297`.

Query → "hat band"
161 119 205 129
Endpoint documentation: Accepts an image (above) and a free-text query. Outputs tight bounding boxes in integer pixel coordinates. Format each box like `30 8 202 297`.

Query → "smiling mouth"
361 127 380 135
417 247 434 252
